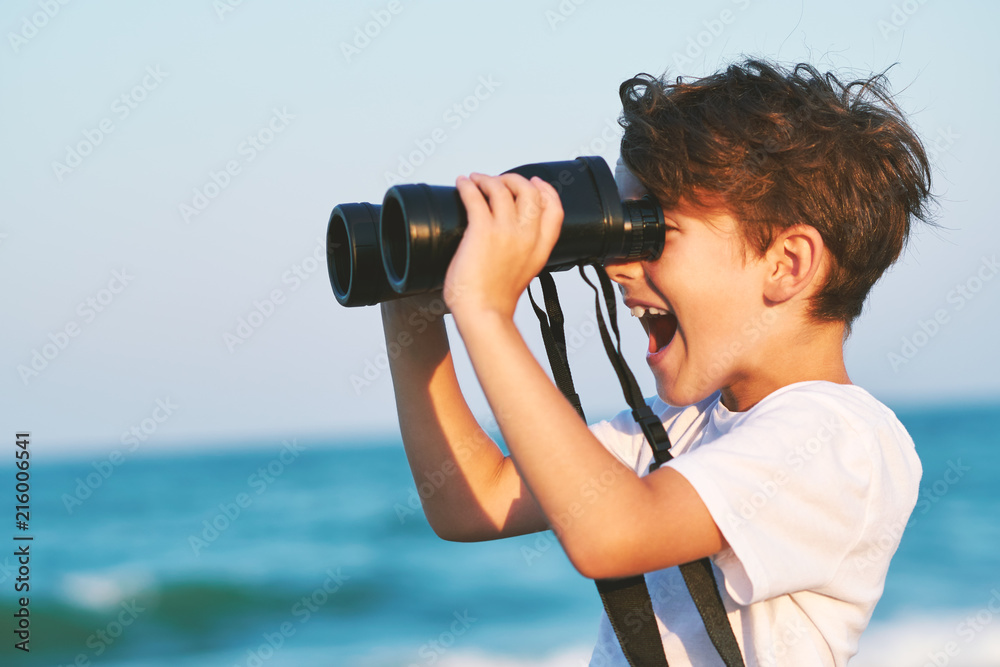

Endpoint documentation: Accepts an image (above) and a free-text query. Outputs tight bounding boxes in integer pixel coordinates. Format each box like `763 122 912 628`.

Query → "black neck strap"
576 266 673 470
527 267 746 667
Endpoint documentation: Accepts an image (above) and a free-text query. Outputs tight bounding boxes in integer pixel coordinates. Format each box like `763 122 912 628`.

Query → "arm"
381 291 549 541
445 173 726 579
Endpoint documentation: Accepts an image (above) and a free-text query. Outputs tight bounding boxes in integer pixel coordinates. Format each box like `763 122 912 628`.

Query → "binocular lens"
381 184 468 295
380 195 408 288
328 210 353 296
327 203 400 307
326 156 666 307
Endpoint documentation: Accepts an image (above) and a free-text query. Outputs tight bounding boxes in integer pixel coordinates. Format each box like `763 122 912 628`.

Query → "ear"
762 225 827 305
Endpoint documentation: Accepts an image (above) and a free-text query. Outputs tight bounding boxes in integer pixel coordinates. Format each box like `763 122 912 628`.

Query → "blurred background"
2 0 998 665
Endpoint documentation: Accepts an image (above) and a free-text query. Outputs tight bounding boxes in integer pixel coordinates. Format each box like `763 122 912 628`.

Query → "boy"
380 59 932 665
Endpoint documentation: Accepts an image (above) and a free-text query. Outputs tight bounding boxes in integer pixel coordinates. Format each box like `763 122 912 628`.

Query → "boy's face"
608 160 772 408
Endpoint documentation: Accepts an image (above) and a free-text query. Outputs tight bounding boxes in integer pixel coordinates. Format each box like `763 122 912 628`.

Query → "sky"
2 0 998 455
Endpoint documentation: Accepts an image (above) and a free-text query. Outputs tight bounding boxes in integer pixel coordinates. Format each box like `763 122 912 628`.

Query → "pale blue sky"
3 0 998 455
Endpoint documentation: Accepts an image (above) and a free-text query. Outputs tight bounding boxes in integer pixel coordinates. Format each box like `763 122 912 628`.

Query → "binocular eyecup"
327 156 665 307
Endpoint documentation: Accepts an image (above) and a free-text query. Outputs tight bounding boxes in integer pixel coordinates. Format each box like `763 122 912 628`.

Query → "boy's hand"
445 172 563 320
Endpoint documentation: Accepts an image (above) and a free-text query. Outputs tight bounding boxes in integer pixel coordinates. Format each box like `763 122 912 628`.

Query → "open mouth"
630 306 678 355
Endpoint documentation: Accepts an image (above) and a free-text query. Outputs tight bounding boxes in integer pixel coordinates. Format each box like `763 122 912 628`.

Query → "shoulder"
702 381 921 488
760 380 903 422
734 381 918 470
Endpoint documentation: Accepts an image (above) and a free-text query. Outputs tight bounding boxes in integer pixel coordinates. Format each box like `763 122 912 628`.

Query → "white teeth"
630 305 671 318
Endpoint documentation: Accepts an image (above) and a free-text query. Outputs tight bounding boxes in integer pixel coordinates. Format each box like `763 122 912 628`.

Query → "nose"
603 258 645 287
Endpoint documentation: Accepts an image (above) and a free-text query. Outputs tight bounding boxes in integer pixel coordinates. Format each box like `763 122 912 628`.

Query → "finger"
533 177 565 247
499 173 545 229
469 173 515 223
455 175 493 226
526 177 563 269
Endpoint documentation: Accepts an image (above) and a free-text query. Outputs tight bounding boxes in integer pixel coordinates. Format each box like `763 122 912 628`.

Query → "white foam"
434 646 593 667
853 613 1000 667
61 569 154 610
418 612 1000 667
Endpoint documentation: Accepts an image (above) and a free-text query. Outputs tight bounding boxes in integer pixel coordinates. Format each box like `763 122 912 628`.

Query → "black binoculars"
326 156 666 307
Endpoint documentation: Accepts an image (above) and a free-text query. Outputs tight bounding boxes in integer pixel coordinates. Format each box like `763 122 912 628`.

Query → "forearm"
451 309 725 577
451 310 651 570
381 297 545 541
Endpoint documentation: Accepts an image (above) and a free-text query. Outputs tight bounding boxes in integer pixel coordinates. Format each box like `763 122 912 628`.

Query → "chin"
654 374 718 408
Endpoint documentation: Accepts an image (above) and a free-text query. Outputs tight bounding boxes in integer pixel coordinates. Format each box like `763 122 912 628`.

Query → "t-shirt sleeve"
665 394 877 605
588 410 645 474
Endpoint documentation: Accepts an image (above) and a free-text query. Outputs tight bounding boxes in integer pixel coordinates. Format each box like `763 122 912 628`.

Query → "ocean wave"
854 612 1000 667
387 612 1000 667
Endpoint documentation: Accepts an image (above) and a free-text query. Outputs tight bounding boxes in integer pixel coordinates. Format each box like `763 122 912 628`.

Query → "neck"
720 319 851 412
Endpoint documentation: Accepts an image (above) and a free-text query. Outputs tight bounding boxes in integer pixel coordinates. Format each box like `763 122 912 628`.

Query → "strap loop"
631 404 673 471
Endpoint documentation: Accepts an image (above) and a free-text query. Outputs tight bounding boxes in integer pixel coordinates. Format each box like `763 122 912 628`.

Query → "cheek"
684 280 757 355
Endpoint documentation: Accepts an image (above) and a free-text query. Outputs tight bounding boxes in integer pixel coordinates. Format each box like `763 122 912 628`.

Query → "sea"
3 402 999 667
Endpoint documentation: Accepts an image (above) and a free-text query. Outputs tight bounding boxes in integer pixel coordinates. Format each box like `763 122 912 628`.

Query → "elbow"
568 554 605 581
428 520 472 543
424 509 490 543
573 557 631 582
423 510 466 542
561 523 659 580
561 534 625 581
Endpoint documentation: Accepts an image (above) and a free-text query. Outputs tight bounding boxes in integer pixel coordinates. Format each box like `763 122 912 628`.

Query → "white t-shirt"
587 381 921 667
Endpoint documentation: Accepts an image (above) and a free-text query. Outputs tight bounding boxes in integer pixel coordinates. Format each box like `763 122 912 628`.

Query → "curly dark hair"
618 59 934 324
